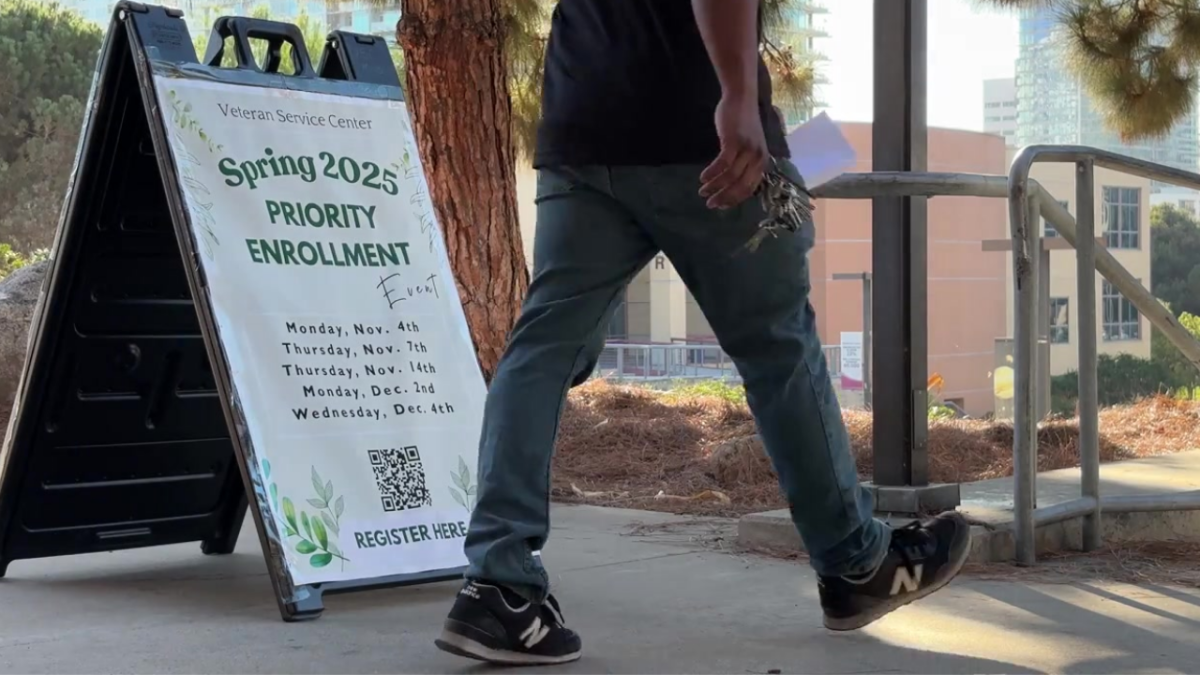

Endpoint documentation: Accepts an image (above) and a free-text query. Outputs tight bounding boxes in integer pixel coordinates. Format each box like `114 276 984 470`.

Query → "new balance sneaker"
819 510 972 631
434 580 582 665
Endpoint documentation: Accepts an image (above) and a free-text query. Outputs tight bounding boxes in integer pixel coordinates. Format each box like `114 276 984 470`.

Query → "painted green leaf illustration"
335 496 345 517
296 539 317 554
467 485 477 496
282 497 297 532
327 540 342 556
262 460 271 479
310 552 333 568
270 483 278 507
307 498 327 509
321 512 338 535
284 523 298 537
312 515 329 550
324 480 333 502
458 457 470 488
450 487 467 509
311 467 324 497
301 512 312 540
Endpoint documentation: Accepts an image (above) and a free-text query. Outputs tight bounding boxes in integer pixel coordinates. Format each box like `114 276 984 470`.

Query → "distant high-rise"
770 1 829 127
983 77 1018 146
1014 6 1199 181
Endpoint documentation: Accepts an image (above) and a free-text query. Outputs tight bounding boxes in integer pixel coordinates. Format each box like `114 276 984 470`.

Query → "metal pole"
1013 194 1040 565
871 0 928 486
1076 160 1102 551
863 273 873 409
1038 244 1052 421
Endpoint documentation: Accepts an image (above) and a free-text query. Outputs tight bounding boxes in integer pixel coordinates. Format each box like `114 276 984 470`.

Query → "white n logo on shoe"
889 564 924 596
520 616 551 648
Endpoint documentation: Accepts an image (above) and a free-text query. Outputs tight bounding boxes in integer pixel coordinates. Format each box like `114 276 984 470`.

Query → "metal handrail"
810 163 1200 567
1007 145 1200 565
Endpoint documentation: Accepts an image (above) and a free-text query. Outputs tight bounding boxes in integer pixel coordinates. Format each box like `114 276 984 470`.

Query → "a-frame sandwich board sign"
0 2 488 622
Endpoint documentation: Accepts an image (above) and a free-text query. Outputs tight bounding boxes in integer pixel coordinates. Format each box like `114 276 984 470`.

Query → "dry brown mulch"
551 381 1200 517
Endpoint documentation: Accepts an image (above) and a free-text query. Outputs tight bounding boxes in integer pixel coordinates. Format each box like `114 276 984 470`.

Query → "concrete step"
738 450 1200 562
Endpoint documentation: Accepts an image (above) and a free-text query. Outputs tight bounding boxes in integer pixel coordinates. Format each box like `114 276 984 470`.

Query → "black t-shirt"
533 0 791 168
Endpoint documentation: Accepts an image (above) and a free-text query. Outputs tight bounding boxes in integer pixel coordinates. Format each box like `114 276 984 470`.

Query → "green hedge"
1051 353 1184 414
1050 313 1200 414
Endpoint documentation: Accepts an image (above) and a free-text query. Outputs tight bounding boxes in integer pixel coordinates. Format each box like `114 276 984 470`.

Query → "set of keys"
742 158 816 253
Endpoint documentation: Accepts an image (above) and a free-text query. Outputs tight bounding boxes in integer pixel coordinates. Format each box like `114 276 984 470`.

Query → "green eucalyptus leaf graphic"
467 485 477 497
458 457 470 485
262 460 271 479
312 515 329 550
450 487 466 509
307 498 327 510
321 512 338 535
310 552 333 568
311 467 324 497
270 483 278 504
324 480 333 502
335 496 345 517
301 512 312 540
282 497 298 531
296 539 317 554
327 540 342 555
284 523 298 538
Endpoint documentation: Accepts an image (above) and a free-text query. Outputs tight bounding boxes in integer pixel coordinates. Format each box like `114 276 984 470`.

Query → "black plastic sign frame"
0 2 463 622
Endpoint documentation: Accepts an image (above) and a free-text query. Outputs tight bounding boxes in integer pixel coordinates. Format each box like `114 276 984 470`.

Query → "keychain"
742 158 816 253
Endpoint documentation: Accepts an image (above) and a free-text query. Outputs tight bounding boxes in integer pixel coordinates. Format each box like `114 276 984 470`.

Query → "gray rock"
0 260 49 410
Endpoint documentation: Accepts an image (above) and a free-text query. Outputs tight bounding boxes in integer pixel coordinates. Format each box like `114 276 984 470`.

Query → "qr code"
368 446 433 512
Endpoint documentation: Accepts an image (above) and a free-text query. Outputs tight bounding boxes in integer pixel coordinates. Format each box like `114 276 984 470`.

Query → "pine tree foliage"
978 0 1200 141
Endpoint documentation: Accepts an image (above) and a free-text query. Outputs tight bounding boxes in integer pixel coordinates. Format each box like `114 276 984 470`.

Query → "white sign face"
840 331 864 391
152 77 486 586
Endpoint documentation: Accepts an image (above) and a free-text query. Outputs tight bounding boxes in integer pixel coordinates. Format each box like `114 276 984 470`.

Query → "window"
1044 199 1068 238
1102 281 1140 341
1102 186 1140 249
606 299 628 340
1049 297 1069 344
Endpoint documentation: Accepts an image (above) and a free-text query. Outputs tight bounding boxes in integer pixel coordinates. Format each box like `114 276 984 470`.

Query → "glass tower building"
1015 6 1199 179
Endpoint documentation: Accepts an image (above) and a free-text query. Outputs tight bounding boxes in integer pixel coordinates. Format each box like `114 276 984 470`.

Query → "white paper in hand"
784 112 856 189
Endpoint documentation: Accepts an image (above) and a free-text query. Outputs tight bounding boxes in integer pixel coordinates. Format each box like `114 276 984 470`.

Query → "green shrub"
0 244 48 281
1151 311 1200 388
1053 353 1186 412
665 379 747 404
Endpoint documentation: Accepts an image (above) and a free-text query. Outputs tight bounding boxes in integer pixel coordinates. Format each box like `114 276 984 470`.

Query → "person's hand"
699 92 768 210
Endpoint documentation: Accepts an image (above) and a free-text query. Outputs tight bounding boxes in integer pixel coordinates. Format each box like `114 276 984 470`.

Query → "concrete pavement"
1 504 1198 673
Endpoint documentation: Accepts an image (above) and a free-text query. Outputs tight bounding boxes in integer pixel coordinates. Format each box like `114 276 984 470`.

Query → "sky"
814 0 1019 132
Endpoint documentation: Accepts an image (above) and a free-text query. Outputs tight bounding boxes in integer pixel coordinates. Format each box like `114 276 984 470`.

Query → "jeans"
463 161 890 602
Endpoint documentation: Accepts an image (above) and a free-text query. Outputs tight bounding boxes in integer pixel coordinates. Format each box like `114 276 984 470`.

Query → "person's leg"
436 166 656 665
636 161 970 631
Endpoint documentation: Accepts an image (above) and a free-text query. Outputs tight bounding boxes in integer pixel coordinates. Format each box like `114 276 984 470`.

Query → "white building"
983 77 1018 146
1150 186 1200 217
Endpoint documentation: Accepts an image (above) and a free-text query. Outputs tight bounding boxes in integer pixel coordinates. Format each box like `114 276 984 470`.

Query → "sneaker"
434 580 583 665
819 510 972 631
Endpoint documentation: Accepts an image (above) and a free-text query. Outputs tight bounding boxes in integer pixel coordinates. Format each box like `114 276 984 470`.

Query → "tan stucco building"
1004 152 1153 374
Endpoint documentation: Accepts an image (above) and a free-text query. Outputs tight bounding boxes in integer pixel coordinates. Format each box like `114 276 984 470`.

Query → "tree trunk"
398 0 528 382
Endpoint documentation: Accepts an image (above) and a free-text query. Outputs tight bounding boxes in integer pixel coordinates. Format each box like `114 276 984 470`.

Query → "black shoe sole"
823 513 973 632
435 629 582 666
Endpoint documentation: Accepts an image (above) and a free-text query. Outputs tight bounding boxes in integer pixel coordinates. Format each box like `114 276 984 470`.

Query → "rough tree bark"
398 0 529 382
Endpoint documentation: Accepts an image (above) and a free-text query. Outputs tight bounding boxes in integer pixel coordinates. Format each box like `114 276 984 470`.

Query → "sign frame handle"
202 15 317 78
